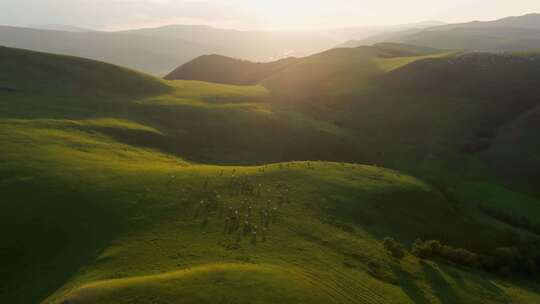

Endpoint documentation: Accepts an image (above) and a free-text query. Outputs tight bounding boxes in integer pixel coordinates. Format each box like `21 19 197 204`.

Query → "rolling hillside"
169 44 540 194
165 54 298 85
2 46 540 304
261 44 450 101
170 43 447 95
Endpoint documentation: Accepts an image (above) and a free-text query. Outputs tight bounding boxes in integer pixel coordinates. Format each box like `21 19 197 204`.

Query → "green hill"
164 42 442 87
2 46 540 304
1 119 536 303
162 43 540 251
165 54 298 85
168 44 447 97
244 47 540 193
0 46 168 97
261 45 450 101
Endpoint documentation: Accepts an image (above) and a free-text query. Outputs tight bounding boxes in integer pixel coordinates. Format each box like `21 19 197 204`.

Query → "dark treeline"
383 237 540 277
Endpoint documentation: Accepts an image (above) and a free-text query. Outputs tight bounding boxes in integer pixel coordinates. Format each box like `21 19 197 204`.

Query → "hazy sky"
1 0 540 30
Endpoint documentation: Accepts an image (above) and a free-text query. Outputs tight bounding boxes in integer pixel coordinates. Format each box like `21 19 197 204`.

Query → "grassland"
1 46 540 303
3 117 539 304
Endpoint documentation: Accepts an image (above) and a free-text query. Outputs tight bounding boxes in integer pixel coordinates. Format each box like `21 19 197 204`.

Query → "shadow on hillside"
421 261 461 304
0 180 126 303
392 265 430 304
443 264 509 302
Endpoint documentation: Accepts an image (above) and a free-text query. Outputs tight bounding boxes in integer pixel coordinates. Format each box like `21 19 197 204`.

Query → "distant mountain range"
121 25 335 63
319 20 447 41
0 25 335 75
0 26 209 76
0 21 448 76
2 14 540 76
343 13 540 52
29 24 94 32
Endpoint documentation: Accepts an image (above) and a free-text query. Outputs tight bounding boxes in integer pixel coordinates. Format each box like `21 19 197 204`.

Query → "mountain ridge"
344 13 540 51
0 24 335 75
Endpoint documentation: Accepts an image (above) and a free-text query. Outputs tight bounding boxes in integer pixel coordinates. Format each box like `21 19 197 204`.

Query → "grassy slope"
1 46 540 303
259 47 540 215
164 54 298 85
261 45 452 99
2 119 538 304
0 46 360 165
0 46 168 96
484 104 540 193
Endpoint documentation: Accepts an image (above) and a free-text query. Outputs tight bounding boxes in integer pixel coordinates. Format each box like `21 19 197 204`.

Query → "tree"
412 239 442 259
383 237 406 260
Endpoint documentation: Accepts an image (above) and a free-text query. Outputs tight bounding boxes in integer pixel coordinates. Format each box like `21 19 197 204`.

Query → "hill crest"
349 13 540 51
165 54 299 85
165 43 446 86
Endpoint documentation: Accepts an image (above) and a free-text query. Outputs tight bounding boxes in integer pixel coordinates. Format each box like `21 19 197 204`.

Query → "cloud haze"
1 0 540 30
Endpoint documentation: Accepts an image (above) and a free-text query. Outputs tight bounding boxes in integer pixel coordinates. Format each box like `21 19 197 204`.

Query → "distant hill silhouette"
29 24 93 32
431 13 540 30
0 25 334 75
122 25 334 61
344 13 540 52
0 26 210 76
